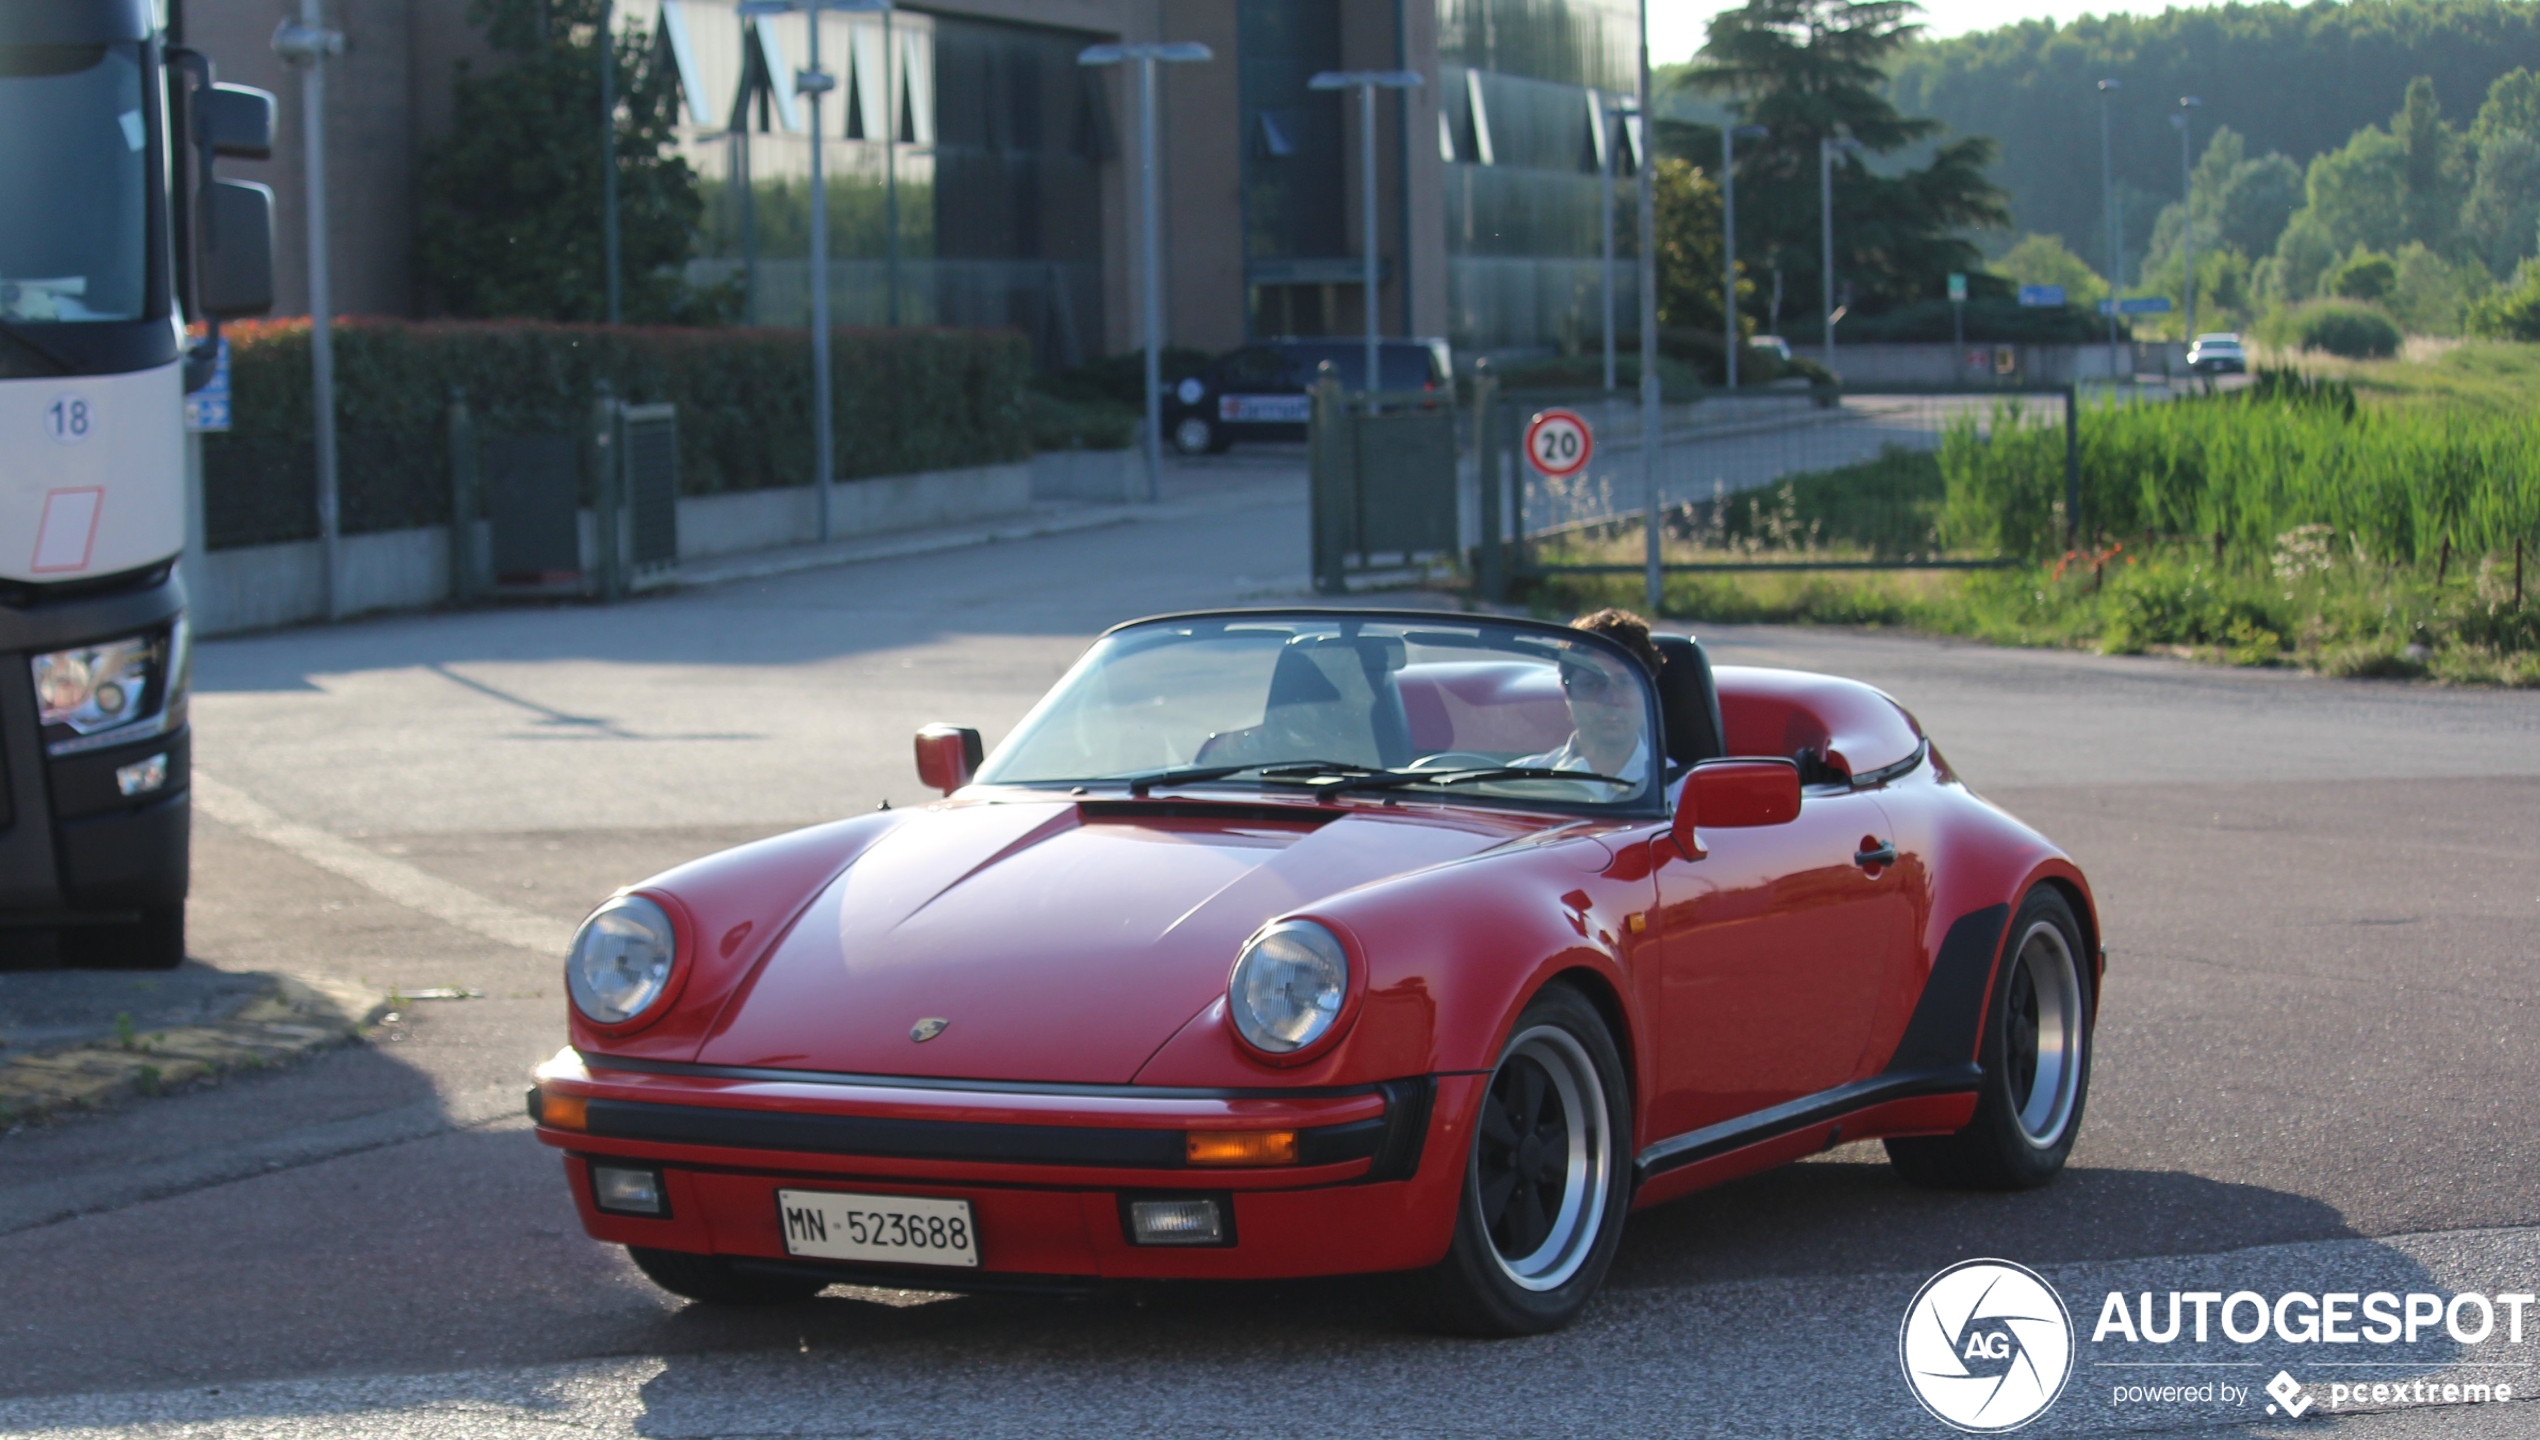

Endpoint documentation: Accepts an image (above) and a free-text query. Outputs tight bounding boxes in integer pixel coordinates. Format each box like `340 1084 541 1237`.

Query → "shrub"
2465 270 2540 340
205 319 1031 547
2281 299 2403 358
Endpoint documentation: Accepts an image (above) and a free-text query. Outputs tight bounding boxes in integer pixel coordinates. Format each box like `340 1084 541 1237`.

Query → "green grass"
2263 340 2540 417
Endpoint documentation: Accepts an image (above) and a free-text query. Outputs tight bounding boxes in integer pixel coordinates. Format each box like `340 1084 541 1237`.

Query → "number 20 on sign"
1524 408 1592 479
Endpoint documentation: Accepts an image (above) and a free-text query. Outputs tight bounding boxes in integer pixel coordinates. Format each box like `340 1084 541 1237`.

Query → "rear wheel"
1395 984 1631 1336
61 904 185 970
627 1247 827 1306
1886 886 2092 1190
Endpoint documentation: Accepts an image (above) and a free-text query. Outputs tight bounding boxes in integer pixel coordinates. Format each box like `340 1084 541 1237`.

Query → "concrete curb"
0 975 391 1129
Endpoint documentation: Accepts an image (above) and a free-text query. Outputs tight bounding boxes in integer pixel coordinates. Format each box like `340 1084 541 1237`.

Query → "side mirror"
200 83 276 159
913 724 983 795
200 180 276 317
1670 758 1801 859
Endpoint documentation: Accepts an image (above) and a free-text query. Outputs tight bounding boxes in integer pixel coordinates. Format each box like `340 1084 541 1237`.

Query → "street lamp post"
1309 69 1423 400
273 4 344 620
739 0 890 545
1081 40 1214 504
1636 0 1660 615
1819 134 1861 376
601 0 621 324
1722 123 1766 390
2174 95 2202 341
1598 94 1636 393
2098 78 2122 376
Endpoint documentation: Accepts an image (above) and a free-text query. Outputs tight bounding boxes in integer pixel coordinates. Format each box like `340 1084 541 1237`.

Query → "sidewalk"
648 453 1306 594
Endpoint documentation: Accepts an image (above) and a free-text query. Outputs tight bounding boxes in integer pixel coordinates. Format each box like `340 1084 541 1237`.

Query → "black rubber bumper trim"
1632 1064 1983 1182
578 1050 1384 1102
580 1088 1416 1173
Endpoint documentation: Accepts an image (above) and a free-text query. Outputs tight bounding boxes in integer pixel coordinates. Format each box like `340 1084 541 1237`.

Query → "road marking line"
192 771 575 957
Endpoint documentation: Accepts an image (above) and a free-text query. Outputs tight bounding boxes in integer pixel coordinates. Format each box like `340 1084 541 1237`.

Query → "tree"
2462 69 2540 274
2326 249 2399 301
1993 233 2106 306
415 0 711 322
2394 77 2470 250
1886 0 2540 266
1652 157 1734 339
1688 0 2010 321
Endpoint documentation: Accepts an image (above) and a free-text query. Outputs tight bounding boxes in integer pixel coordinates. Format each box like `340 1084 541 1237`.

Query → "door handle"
1855 840 1898 869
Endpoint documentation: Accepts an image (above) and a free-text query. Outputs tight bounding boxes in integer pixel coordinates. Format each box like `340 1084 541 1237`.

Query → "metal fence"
1471 383 2080 600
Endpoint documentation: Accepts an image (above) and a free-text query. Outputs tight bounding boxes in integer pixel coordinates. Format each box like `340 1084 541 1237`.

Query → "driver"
1513 608 1661 780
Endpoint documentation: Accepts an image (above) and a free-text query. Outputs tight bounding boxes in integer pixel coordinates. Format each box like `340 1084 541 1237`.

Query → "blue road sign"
2098 295 2174 316
2017 284 2066 307
184 339 231 432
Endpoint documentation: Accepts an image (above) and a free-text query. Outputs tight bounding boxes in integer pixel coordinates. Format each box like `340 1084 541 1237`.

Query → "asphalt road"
1 457 2535 1437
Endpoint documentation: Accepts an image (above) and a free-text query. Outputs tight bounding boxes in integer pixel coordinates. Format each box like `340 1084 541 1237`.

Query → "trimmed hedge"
205 319 1031 547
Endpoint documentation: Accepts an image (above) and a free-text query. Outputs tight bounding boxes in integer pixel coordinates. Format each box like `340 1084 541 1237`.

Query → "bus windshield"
0 43 150 324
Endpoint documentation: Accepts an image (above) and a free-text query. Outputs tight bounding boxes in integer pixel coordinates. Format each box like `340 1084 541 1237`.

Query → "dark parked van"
1163 339 1452 454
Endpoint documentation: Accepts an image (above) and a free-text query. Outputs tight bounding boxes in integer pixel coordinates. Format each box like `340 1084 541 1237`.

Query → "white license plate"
775 1190 980 1268
1219 393 1310 423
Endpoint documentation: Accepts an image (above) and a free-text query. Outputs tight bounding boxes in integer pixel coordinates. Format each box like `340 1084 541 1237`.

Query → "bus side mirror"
914 724 983 795
200 180 276 317
200 83 275 159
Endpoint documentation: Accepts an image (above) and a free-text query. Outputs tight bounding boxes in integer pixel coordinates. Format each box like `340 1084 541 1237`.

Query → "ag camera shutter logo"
1900 1259 2075 1432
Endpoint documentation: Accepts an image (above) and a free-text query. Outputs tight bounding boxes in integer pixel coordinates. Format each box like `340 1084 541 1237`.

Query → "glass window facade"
1435 0 1642 357
653 2 1103 369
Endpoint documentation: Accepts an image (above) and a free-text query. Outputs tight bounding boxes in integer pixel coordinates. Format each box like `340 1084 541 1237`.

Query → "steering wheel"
1406 751 1504 772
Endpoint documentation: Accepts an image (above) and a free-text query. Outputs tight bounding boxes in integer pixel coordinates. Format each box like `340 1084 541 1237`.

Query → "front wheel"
61 904 186 970
1395 984 1631 1336
1172 417 1218 455
1886 886 2093 1190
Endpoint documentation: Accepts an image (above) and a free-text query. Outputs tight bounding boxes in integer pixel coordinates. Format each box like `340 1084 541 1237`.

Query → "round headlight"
568 896 679 1025
1176 376 1206 405
1229 920 1350 1055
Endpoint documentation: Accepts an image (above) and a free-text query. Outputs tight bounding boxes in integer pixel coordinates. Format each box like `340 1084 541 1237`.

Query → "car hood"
694 797 1556 1083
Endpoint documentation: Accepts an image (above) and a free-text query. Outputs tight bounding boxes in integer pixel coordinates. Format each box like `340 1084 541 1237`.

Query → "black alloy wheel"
1886 885 2093 1190
1395 983 1631 1336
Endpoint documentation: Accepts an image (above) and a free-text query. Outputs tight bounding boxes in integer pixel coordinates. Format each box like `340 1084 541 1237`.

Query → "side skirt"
1631 1063 1983 1185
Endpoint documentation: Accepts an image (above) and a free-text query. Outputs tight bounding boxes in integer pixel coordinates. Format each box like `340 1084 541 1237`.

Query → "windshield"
976 615 1661 808
0 43 151 323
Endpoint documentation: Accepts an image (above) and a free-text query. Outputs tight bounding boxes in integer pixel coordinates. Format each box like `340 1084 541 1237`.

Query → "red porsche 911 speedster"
530 609 2101 1335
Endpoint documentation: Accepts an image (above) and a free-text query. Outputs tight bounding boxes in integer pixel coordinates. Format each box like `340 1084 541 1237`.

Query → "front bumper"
532 1049 1478 1283
0 566 189 918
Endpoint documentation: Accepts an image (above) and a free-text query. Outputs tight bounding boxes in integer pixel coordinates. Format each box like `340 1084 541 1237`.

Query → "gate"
1307 374 1460 594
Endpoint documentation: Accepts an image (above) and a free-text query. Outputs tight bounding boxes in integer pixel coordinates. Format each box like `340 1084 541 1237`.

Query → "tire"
1172 417 1216 455
1395 984 1632 1336
62 904 186 970
627 1246 827 1305
1886 886 2092 1190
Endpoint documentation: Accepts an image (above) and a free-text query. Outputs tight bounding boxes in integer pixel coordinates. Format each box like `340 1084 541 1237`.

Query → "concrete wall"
191 458 1063 636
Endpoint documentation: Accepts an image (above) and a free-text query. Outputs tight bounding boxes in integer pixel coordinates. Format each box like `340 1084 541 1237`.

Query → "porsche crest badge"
909 1017 949 1043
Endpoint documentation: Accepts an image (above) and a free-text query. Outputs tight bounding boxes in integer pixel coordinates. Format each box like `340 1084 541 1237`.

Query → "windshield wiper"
1119 759 1379 797
1333 766 1640 794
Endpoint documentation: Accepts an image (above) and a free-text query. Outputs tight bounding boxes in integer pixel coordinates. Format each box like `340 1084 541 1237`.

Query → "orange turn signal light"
1185 1129 1297 1166
539 1091 588 1131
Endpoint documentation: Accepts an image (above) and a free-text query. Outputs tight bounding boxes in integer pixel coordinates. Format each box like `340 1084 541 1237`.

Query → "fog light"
591 1164 667 1216
1186 1129 1296 1166
115 752 168 797
1127 1196 1226 1246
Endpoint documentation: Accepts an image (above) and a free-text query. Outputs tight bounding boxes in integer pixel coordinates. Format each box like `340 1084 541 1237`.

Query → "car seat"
1651 634 1726 772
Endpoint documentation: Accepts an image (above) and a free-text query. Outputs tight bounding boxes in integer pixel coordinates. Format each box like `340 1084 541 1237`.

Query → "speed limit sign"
1524 408 1593 478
